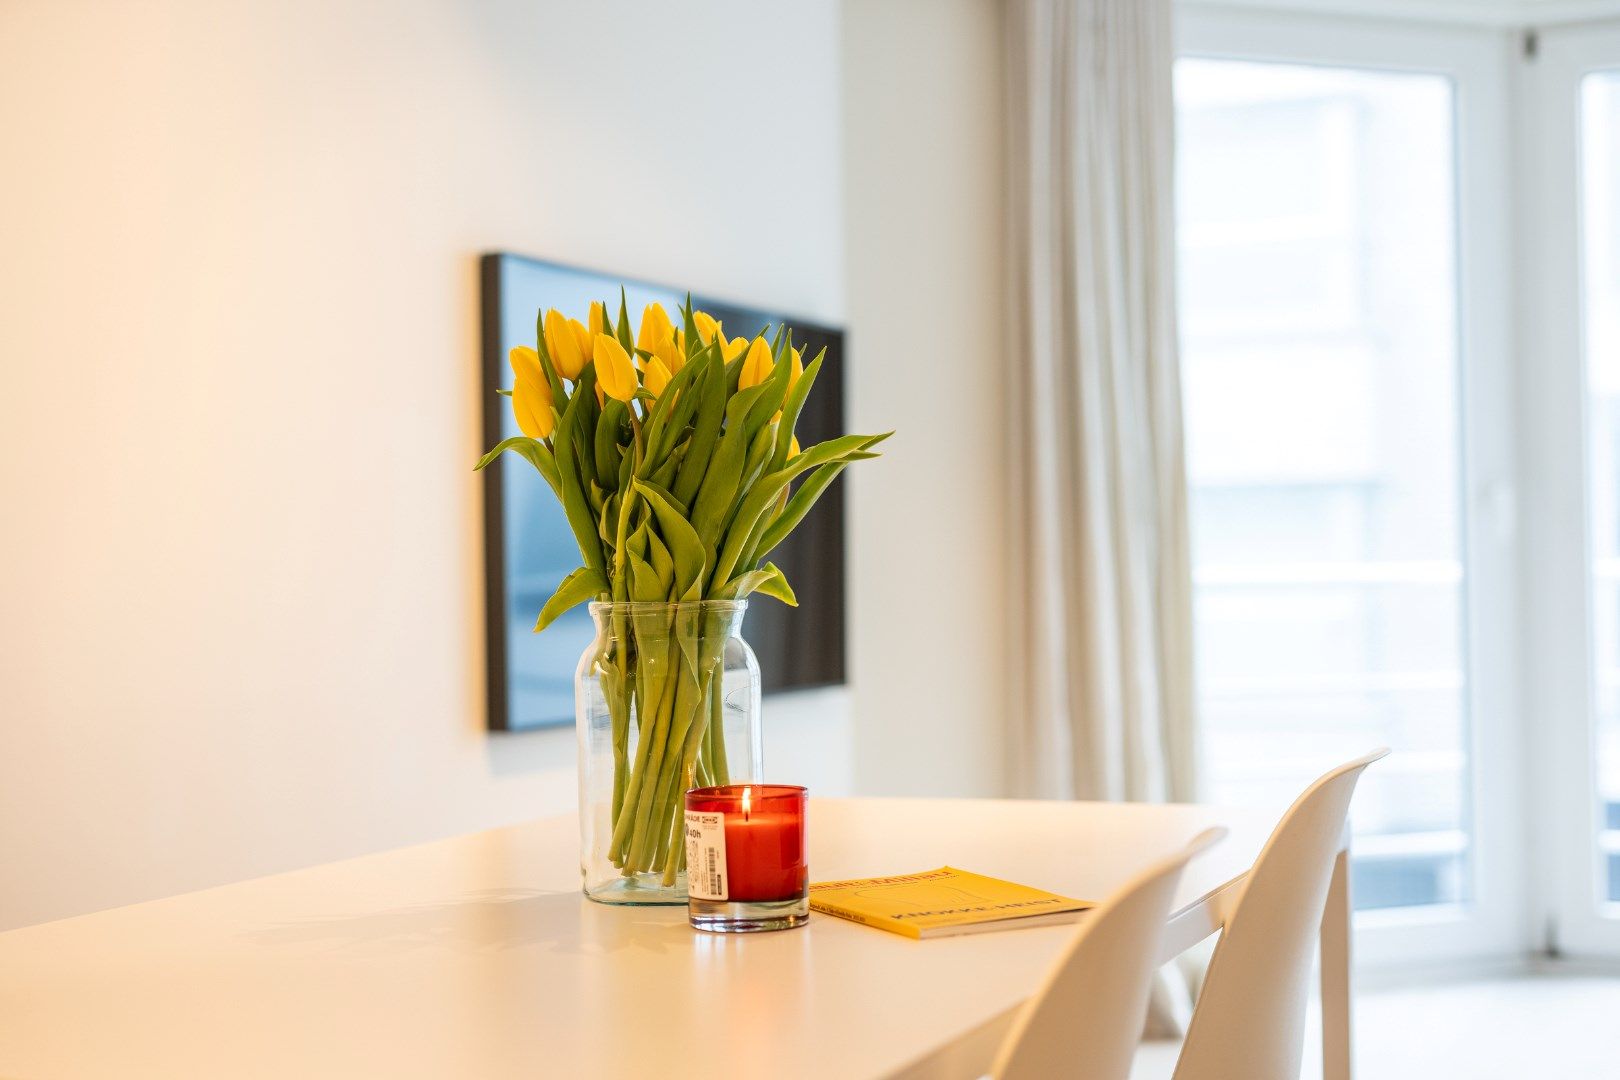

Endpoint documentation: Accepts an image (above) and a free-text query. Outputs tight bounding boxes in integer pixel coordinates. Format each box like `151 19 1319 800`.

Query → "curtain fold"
1003 0 1201 1037
1004 0 1197 808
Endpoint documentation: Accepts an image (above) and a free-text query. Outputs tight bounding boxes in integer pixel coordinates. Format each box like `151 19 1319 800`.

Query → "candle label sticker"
684 811 728 901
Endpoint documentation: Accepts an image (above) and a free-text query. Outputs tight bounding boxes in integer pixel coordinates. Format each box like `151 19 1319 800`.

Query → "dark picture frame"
480 253 849 732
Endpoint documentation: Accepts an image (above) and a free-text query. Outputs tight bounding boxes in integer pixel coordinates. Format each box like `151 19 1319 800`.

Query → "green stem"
704 667 730 787
607 628 676 867
659 665 725 887
626 658 699 871
599 606 741 884
605 661 630 831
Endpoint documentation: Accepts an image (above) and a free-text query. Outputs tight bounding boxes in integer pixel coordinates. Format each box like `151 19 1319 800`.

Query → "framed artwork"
480 253 849 731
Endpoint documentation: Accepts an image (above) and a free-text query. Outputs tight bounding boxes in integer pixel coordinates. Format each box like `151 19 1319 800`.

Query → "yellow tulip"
789 435 801 458
594 333 638 403
573 320 595 362
510 344 543 382
650 337 684 376
693 310 722 345
720 334 748 362
643 355 673 398
544 309 587 380
636 303 674 355
588 300 609 337
508 346 554 439
739 337 774 390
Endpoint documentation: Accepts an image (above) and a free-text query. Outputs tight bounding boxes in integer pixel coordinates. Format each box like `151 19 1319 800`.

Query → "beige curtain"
1003 0 1201 1032
1004 0 1196 806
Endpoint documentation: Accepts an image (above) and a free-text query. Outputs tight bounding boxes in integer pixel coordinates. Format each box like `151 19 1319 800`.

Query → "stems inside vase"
600 607 734 883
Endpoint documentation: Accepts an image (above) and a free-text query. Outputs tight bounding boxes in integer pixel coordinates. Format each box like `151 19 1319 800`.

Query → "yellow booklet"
809 867 1094 939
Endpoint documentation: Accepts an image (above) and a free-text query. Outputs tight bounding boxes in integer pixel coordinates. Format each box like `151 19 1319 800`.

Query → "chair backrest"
1172 748 1390 1080
990 827 1228 1080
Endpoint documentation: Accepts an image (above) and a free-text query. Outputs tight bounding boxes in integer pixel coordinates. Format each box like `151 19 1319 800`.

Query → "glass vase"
575 600 762 904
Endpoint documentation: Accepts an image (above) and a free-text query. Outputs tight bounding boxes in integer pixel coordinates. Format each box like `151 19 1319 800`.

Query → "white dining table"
0 798 1354 1079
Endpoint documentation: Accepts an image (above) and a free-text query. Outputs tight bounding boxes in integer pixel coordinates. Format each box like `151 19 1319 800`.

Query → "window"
1175 59 1470 911
1581 70 1620 905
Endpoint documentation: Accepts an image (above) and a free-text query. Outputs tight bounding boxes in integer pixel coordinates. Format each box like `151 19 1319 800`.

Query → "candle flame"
742 785 752 821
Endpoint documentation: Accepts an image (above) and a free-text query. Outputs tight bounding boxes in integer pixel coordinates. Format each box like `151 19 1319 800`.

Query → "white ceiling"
1177 0 1620 27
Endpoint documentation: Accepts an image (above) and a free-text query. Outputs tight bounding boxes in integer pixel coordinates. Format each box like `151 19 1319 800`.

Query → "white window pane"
1175 59 1469 912
1580 70 1620 905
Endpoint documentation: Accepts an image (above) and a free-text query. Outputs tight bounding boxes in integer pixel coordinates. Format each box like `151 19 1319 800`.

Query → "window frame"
1520 19 1620 960
1175 6 1527 969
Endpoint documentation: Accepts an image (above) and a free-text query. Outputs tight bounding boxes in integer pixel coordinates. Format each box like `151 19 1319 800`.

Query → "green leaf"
634 479 688 517
616 428 636 492
627 550 665 603
552 378 608 574
597 492 618 546
476 436 562 500
649 448 683 491
532 308 568 404
646 529 676 597
772 348 824 471
616 287 634 355
689 382 775 547
718 562 797 606
709 432 890 589
635 479 707 600
645 346 713 467
673 361 728 506
753 562 797 606
681 293 700 363
594 399 627 486
535 566 608 632
720 420 777 543
563 371 598 493
741 351 792 441
749 457 855 566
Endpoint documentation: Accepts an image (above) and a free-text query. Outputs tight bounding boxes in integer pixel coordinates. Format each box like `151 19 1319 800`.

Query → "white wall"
0 0 853 931
843 0 1008 796
1174 0 1620 29
0 0 1011 931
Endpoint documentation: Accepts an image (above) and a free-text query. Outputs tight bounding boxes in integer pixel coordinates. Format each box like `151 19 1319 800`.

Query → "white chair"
1170 748 1390 1080
990 827 1229 1080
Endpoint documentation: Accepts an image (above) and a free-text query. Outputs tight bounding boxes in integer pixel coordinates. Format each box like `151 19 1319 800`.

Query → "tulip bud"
594 333 639 403
643 355 673 398
693 310 722 346
739 337 774 390
508 346 555 439
789 347 804 394
573 319 595 362
544 309 587 380
636 303 675 356
510 344 543 383
720 335 748 363
651 337 684 376
588 301 609 337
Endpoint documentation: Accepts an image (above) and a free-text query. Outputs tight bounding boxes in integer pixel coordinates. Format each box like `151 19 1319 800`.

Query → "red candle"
684 784 808 903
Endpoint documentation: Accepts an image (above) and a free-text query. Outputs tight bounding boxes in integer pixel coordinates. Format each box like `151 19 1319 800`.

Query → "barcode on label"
684 810 728 901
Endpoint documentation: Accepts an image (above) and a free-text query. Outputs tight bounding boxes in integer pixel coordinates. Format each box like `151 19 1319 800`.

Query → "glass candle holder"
684 784 809 932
